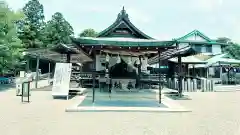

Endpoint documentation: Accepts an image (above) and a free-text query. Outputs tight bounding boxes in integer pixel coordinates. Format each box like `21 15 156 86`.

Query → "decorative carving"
117 6 129 21
115 30 129 34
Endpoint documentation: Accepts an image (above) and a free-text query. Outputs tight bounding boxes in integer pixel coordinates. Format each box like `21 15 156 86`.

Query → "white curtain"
121 56 138 74
109 56 118 67
141 57 148 72
209 67 215 76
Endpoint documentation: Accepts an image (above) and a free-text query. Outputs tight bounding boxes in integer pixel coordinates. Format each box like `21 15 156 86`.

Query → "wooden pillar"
178 56 182 96
35 55 40 88
193 65 196 77
200 67 203 77
186 64 189 76
206 67 209 78
92 49 96 103
158 50 162 104
66 53 71 63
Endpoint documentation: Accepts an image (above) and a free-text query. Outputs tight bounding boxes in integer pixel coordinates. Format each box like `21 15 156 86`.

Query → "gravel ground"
0 87 240 135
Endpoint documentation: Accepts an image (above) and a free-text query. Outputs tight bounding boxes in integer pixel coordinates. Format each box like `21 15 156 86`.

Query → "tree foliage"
0 2 24 74
223 43 240 60
217 37 240 59
17 0 45 48
216 37 232 44
79 28 98 37
43 12 74 46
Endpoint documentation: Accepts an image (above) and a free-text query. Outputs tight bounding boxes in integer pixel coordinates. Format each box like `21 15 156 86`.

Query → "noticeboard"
52 63 72 98
22 82 30 97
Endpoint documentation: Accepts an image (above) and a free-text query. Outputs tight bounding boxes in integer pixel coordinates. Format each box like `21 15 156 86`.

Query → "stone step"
214 85 240 92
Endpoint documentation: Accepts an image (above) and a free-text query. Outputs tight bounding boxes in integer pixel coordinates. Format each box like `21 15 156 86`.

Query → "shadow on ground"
165 94 192 100
0 84 15 92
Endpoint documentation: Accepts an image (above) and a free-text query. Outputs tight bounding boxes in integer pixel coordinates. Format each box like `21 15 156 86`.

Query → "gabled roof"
97 7 153 39
194 53 240 67
25 44 93 63
176 30 212 42
169 55 206 64
148 46 199 64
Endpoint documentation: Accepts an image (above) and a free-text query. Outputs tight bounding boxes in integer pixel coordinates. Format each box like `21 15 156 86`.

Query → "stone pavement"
66 90 190 112
1 87 240 135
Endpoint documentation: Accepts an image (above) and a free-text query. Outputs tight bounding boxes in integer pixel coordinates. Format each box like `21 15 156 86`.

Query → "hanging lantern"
136 58 140 65
225 67 229 72
128 57 132 65
117 54 121 63
106 54 109 62
127 56 133 72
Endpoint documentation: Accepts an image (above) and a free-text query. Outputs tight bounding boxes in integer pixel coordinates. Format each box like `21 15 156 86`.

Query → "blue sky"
5 0 240 42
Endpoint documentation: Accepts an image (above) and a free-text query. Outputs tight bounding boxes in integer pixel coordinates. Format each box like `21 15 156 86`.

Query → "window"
193 44 202 52
202 45 212 53
206 45 212 53
193 44 212 53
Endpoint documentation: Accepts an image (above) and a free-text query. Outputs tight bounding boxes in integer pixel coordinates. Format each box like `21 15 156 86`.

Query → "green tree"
216 37 232 44
43 12 74 46
79 28 98 37
0 2 24 75
223 43 240 59
17 0 45 48
216 37 240 59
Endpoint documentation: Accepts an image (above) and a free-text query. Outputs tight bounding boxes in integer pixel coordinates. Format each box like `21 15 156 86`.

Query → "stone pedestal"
200 78 207 92
187 78 191 92
174 78 178 90
190 80 194 92
181 79 185 92
168 78 172 89
184 80 187 92
210 80 214 91
193 79 197 92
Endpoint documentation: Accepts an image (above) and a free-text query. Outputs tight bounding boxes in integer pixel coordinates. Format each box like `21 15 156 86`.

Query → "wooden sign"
52 63 72 99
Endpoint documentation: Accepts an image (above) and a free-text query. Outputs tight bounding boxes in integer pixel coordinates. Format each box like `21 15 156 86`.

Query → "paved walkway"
66 90 190 112
1 87 240 135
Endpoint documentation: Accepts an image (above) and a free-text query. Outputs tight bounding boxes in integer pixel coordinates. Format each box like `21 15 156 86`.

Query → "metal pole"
92 49 96 103
158 50 161 104
48 63 51 84
25 57 30 73
35 55 40 89
21 83 23 102
219 62 222 84
178 56 182 96
28 82 30 102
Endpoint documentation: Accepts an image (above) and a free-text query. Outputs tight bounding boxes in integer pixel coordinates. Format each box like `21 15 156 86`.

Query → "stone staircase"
214 85 240 92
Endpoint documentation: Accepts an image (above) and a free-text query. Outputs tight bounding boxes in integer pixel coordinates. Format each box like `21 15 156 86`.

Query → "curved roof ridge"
97 7 153 39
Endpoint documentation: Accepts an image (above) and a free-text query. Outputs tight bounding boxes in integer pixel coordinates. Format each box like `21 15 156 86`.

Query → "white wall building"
176 30 223 55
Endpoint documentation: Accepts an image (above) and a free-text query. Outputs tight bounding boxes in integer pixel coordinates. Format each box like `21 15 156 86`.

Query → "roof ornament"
117 6 129 21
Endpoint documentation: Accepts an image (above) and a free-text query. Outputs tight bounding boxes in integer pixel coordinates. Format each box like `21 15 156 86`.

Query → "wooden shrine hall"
24 7 229 104
70 7 205 103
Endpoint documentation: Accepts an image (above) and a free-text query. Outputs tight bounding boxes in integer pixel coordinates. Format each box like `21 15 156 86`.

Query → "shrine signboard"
52 63 72 99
